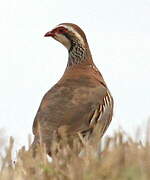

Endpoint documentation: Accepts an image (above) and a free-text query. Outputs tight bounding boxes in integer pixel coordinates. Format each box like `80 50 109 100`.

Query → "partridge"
32 23 113 155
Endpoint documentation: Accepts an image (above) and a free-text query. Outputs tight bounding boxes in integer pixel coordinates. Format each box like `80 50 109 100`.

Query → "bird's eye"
59 29 64 33
57 28 67 34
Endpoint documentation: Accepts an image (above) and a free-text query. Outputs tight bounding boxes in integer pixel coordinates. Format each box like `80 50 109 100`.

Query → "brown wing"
32 77 113 142
87 90 113 139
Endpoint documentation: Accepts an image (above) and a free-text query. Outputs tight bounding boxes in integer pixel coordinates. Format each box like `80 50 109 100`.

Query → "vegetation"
0 128 150 180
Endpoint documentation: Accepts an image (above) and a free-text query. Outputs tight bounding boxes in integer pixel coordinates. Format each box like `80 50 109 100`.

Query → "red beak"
44 31 55 37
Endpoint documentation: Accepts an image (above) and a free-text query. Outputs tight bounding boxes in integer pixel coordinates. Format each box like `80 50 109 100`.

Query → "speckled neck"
67 40 92 67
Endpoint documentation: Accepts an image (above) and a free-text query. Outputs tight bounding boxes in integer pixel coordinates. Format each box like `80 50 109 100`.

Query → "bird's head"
44 23 87 50
44 23 93 66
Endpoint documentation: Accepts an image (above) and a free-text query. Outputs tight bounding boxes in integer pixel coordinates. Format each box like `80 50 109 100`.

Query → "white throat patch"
54 33 71 49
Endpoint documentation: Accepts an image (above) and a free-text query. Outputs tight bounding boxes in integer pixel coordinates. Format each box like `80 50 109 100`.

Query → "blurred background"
0 0 150 150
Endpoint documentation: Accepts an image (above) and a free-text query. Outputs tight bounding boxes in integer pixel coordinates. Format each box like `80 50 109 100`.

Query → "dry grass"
0 130 150 180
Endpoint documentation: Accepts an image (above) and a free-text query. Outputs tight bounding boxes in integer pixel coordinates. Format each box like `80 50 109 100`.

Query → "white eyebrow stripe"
55 25 85 45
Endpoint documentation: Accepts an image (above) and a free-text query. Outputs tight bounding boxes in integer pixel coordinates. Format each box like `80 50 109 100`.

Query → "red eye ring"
57 27 67 34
